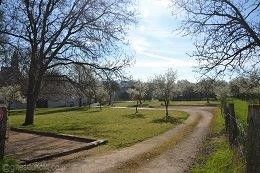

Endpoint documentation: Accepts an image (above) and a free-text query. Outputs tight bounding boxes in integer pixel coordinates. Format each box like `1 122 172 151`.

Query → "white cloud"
135 54 195 68
129 35 150 52
135 60 193 68
154 0 171 8
126 0 197 81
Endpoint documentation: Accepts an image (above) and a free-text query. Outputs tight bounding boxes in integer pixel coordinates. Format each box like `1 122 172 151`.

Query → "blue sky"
126 0 198 82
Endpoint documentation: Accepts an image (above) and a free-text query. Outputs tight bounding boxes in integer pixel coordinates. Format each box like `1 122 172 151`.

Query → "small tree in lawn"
153 69 177 121
95 85 108 110
127 80 148 114
0 85 25 115
127 88 138 114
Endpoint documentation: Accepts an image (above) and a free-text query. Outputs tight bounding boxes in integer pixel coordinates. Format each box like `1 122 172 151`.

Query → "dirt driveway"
55 106 215 173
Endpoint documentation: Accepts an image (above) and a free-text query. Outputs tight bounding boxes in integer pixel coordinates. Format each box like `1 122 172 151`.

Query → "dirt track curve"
55 106 215 173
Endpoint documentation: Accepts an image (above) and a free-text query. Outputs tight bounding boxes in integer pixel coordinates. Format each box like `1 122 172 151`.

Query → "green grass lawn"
9 107 188 149
191 108 246 173
232 99 248 127
113 100 220 108
0 157 45 173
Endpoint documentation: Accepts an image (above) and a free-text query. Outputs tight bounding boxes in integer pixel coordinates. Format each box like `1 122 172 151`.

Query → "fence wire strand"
227 112 246 157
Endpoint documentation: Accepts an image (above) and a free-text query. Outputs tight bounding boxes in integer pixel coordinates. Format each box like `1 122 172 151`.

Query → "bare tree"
1 0 135 125
62 64 102 108
104 80 119 106
69 64 94 107
153 69 177 120
173 0 260 76
0 9 6 57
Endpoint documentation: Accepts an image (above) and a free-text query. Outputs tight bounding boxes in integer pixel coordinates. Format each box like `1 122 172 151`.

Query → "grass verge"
232 99 248 128
191 108 246 173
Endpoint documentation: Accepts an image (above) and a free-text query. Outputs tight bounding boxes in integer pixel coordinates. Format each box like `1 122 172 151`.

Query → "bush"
0 157 19 173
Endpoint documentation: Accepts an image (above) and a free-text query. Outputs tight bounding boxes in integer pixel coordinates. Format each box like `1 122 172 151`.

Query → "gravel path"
55 106 215 173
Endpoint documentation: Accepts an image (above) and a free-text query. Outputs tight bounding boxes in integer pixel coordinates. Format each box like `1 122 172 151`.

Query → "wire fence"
227 112 246 156
221 103 260 173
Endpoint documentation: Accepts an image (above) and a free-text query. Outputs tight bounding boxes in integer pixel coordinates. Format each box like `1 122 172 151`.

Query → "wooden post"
227 103 239 146
0 106 7 159
223 103 229 132
247 105 260 173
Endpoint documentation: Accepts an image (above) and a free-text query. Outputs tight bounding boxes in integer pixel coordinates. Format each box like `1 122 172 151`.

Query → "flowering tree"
153 69 177 120
214 80 230 106
127 80 148 114
95 85 109 110
176 80 196 100
0 86 24 158
229 70 260 103
197 78 215 103
0 85 25 113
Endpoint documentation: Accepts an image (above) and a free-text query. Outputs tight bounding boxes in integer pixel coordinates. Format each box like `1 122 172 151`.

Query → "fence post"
223 103 229 132
227 103 239 146
0 106 7 159
247 105 260 173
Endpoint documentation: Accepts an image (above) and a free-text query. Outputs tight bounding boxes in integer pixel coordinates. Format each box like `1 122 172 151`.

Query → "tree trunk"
139 99 142 106
206 94 209 104
24 89 36 125
79 97 82 107
24 66 43 126
109 93 112 106
135 100 138 114
165 100 169 120
7 102 11 117
0 107 7 159
88 97 91 109
99 101 102 110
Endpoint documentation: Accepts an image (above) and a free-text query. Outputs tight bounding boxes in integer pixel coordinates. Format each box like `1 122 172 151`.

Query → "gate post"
0 106 7 159
227 103 238 146
247 105 260 173
223 103 229 132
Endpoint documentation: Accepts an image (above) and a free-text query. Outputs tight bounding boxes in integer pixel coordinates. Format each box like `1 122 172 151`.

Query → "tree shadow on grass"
123 113 146 119
151 116 181 124
86 109 101 113
10 109 26 116
127 103 149 108
11 107 101 117
36 107 86 115
36 107 103 116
